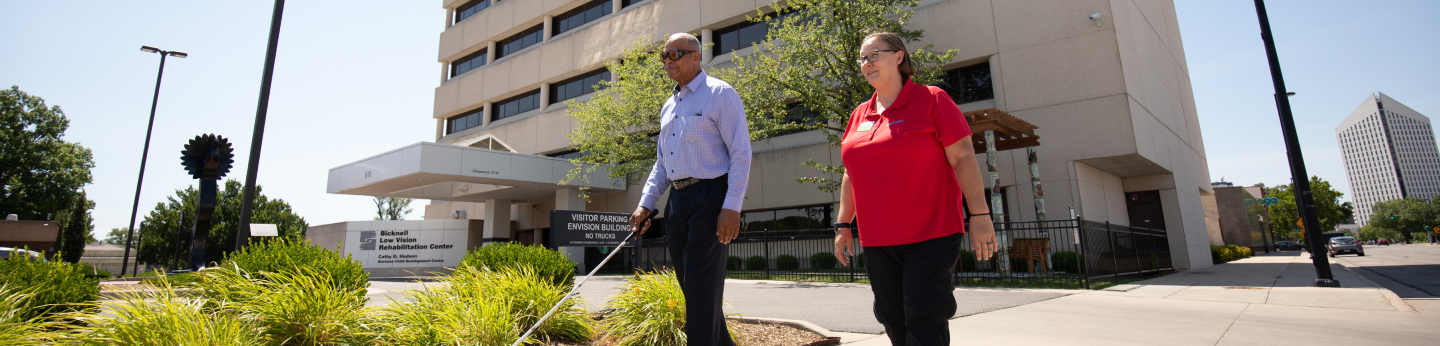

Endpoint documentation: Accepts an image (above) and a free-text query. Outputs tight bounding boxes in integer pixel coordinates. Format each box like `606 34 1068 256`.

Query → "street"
1327 244 1440 313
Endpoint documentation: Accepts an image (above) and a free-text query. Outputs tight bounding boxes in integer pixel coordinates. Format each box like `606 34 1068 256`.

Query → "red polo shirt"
841 81 972 247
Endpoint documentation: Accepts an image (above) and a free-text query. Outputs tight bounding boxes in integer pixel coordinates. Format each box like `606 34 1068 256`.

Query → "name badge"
857 121 875 132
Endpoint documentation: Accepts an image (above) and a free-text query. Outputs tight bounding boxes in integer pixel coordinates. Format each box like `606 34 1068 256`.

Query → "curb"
1327 257 1417 313
731 316 842 346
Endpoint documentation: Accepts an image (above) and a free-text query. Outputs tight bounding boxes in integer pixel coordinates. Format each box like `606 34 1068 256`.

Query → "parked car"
1378 239 1390 246
1327 236 1364 257
0 247 46 261
1275 241 1305 251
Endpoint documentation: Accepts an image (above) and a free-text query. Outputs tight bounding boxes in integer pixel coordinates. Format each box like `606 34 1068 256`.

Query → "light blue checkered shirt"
639 71 752 212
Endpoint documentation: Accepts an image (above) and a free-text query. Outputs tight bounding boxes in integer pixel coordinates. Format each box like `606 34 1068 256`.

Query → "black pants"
664 176 734 346
864 232 962 346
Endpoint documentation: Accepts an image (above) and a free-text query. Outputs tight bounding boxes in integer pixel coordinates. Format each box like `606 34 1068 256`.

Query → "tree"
54 191 92 263
0 86 95 220
1356 224 1400 242
1266 176 1346 236
1369 197 1435 243
373 197 414 220
137 180 308 269
103 227 132 247
716 0 956 192
1340 201 1355 224
561 0 956 193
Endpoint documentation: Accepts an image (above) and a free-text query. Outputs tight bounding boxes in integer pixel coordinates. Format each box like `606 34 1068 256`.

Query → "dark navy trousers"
664 176 734 346
864 232 962 346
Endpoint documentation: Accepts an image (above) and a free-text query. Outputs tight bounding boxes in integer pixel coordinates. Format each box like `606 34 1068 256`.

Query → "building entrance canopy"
327 142 622 203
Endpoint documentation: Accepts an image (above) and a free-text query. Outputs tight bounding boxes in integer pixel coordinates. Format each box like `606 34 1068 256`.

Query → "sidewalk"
849 251 1440 345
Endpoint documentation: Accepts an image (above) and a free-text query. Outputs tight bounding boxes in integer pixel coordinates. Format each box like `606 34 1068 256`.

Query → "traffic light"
1390 214 1396 220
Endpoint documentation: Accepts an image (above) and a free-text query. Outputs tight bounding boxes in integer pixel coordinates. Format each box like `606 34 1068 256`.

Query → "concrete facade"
328 0 1215 270
1213 186 1267 249
1336 92 1440 225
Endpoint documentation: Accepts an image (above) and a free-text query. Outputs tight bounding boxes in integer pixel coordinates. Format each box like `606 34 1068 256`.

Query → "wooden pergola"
965 108 1044 274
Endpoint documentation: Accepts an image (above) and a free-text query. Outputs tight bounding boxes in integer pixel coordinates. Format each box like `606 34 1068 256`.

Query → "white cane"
511 214 650 346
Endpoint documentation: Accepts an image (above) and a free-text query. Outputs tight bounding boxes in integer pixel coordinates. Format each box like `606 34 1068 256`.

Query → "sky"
2 1 1437 238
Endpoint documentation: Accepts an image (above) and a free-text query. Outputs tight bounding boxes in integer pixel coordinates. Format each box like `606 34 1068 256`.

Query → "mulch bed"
545 318 828 346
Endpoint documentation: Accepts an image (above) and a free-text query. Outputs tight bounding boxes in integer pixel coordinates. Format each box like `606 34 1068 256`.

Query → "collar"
865 80 919 115
672 70 709 96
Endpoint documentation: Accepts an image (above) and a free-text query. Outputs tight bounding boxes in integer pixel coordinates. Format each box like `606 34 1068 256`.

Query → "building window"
550 68 611 104
555 0 612 36
455 0 492 24
447 107 484 135
937 63 994 105
494 90 540 121
498 25 543 59
740 205 833 233
621 0 643 8
451 49 487 78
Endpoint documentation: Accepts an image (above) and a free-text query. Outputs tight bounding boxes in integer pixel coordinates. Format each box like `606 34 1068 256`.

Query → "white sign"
251 224 279 237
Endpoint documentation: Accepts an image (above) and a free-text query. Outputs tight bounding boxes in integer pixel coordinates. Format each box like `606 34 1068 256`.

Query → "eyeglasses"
660 49 698 62
856 50 899 65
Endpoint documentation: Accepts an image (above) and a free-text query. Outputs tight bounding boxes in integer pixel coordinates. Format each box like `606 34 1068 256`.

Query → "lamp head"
140 45 161 53
168 51 188 58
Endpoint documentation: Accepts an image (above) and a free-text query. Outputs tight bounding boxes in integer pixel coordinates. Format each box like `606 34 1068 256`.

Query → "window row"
446 67 612 135
451 49 487 77
499 25 543 59
555 0 612 36
551 69 611 104
455 0 494 24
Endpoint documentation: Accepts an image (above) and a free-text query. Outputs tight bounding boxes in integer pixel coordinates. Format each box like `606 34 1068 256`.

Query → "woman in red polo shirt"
832 32 998 345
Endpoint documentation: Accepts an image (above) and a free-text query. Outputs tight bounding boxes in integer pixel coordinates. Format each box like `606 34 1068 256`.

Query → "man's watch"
833 222 854 229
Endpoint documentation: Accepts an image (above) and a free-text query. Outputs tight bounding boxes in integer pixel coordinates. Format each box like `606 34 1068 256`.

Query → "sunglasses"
856 50 899 65
660 49 698 62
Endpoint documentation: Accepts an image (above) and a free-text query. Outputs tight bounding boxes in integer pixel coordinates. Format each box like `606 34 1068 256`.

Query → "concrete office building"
322 0 1218 273
1336 93 1440 225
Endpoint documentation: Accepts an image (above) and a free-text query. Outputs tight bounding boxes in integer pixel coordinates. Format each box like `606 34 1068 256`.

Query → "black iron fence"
620 219 1173 289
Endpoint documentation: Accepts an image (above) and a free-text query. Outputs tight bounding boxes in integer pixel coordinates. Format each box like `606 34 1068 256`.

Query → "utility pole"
1254 0 1338 287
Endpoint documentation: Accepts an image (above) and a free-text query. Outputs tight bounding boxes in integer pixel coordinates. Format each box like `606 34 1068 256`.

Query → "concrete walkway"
849 251 1440 345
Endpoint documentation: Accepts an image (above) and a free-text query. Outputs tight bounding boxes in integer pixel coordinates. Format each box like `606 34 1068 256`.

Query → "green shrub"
809 253 837 270
956 250 976 272
776 255 800 270
1225 245 1246 259
1210 245 1236 263
725 256 742 270
0 251 98 320
602 270 738 346
745 256 766 270
141 271 204 287
1051 251 1084 273
461 242 575 286
223 237 369 293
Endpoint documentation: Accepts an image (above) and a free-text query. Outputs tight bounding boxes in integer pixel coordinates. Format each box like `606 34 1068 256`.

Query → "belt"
671 177 705 190
671 174 725 190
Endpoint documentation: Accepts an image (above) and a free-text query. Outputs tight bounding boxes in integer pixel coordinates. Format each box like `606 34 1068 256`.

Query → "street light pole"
119 46 187 277
1253 0 1338 287
236 0 287 251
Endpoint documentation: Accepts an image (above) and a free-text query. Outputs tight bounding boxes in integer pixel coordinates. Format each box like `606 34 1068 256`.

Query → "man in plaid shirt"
628 32 751 346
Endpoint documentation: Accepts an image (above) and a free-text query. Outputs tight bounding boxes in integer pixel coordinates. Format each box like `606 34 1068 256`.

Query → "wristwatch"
833 222 854 229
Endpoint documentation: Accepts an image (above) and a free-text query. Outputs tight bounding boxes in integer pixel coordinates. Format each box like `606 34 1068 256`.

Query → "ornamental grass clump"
0 285 63 344
0 250 99 320
376 265 592 345
602 270 741 346
460 242 576 286
64 280 265 346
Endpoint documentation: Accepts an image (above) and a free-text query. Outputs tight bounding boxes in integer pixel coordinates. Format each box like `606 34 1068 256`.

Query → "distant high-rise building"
1335 93 1440 225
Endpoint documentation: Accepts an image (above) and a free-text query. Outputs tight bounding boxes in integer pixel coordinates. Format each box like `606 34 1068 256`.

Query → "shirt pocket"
681 111 715 144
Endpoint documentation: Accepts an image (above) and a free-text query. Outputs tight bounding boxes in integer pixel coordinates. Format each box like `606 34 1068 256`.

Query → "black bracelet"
833 222 853 229
968 213 991 218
